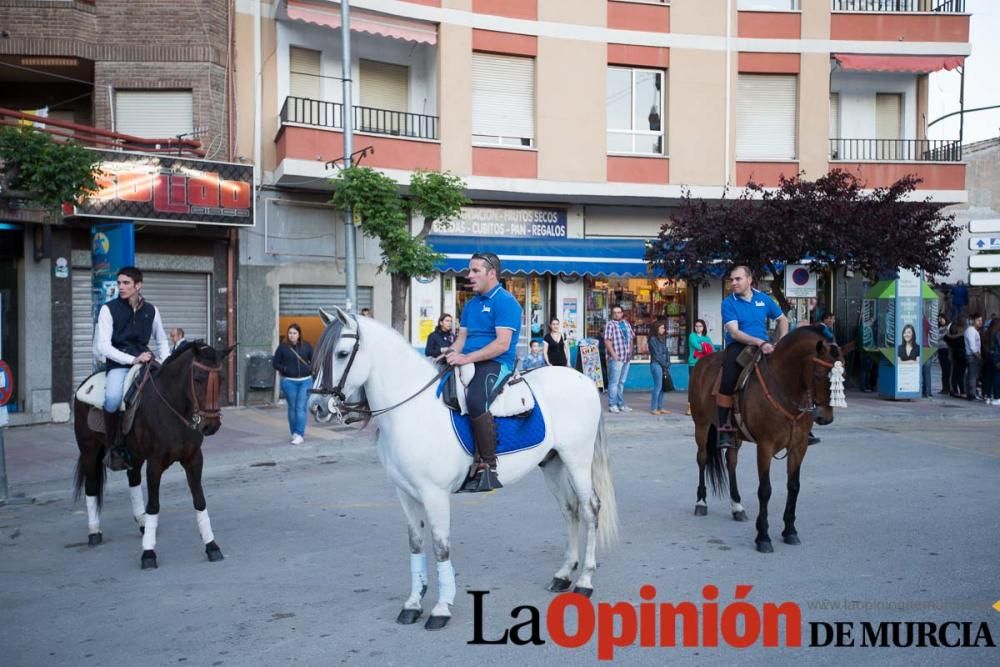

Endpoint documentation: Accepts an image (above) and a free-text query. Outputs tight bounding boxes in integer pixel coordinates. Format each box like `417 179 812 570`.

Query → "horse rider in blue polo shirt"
445 252 522 493
717 265 789 450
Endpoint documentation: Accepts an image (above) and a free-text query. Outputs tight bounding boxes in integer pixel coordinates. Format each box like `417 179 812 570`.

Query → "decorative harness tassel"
829 361 847 408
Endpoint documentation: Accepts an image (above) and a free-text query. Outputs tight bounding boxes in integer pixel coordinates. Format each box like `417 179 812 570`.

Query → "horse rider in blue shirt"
445 252 522 492
93 266 170 470
717 265 789 450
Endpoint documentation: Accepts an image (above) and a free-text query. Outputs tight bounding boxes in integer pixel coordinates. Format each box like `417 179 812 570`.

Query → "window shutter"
472 53 535 142
115 91 193 139
290 47 321 99
875 93 902 160
360 60 409 111
829 92 840 139
736 74 797 160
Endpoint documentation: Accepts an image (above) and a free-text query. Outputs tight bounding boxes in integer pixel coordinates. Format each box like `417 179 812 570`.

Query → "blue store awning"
428 235 651 277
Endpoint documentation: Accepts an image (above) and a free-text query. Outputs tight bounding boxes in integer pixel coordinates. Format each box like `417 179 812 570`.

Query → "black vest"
106 297 156 370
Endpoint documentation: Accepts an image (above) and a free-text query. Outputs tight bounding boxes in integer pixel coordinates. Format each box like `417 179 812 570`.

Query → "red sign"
0 360 12 407
70 150 255 227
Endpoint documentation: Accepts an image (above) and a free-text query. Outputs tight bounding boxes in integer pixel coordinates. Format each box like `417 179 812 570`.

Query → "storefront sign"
432 207 567 238
71 150 254 227
784 265 816 298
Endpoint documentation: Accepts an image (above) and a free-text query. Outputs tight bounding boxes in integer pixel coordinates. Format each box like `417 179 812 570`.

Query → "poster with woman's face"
897 323 920 363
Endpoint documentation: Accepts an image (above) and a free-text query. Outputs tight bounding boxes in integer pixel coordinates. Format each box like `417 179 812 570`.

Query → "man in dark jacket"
94 266 170 470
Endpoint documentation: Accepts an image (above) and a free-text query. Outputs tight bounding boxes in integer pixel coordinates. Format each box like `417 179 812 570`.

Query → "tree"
0 126 100 215
329 167 468 334
646 169 960 312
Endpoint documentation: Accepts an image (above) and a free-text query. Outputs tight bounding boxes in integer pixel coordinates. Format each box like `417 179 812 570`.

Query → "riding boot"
102 409 132 471
459 413 503 493
716 405 736 451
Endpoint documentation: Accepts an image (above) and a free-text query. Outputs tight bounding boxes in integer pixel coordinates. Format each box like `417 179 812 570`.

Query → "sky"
927 0 1000 145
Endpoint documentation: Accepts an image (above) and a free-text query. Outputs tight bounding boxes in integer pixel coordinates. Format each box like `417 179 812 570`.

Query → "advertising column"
877 269 923 399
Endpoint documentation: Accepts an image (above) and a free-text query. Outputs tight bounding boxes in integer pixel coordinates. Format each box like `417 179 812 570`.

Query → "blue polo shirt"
721 289 783 345
460 284 522 368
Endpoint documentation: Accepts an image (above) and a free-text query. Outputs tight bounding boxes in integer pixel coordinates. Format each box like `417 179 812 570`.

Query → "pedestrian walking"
543 318 570 367
964 313 983 401
272 323 314 445
647 321 672 415
603 306 635 414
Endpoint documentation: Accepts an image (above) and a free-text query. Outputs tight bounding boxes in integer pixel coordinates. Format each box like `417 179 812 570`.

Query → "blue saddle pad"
450 406 546 457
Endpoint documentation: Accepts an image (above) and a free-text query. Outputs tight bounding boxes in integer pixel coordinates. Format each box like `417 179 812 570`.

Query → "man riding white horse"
94 266 170 470
444 252 522 493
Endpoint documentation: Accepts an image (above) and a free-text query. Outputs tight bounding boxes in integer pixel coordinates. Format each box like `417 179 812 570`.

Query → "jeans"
607 359 630 409
104 367 129 411
965 355 982 400
983 353 995 400
937 348 951 393
281 377 312 436
649 361 665 411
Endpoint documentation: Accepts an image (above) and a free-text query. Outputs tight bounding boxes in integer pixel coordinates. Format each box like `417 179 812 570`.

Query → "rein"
146 358 223 430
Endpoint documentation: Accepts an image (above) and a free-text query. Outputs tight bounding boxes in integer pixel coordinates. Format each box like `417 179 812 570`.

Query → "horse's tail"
705 428 728 498
591 414 619 549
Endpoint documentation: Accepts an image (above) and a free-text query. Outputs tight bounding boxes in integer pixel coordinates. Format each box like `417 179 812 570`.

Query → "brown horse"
689 326 842 553
73 341 233 569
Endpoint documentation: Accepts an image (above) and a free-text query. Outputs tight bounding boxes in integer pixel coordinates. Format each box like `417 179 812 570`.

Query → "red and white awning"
284 0 437 44
832 54 964 74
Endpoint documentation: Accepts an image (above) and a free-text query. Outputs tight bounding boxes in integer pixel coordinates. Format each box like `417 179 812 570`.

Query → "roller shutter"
472 53 535 145
279 285 374 315
736 74 797 160
114 90 194 139
290 47 322 100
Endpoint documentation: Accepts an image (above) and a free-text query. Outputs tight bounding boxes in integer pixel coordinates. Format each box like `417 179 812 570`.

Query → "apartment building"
236 0 971 390
0 0 241 423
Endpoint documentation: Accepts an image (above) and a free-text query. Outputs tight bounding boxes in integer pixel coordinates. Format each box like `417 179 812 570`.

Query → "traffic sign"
969 272 1000 286
970 219 1000 234
969 255 1000 269
0 360 12 407
968 237 1000 251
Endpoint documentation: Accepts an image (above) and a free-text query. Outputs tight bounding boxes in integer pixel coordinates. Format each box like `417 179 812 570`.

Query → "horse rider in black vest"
717 265 789 451
94 266 170 471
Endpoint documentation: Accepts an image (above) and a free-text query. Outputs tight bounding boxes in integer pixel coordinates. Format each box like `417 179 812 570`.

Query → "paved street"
1 391 998 666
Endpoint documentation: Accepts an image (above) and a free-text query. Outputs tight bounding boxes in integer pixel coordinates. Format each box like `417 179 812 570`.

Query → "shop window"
585 277 688 361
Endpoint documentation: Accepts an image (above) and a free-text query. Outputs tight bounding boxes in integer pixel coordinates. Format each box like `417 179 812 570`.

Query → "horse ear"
319 307 334 326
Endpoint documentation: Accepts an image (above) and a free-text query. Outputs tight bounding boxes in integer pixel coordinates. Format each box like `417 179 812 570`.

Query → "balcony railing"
831 0 965 12
280 97 439 141
829 138 962 161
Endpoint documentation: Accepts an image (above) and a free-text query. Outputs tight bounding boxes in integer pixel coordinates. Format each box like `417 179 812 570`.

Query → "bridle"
148 357 224 430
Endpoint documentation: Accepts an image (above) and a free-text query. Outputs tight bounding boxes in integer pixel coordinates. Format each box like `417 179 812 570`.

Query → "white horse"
310 307 618 631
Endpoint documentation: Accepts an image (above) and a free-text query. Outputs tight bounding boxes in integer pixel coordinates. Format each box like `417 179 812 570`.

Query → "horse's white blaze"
195 509 215 545
85 495 100 534
142 513 159 551
128 484 146 527
315 311 618 618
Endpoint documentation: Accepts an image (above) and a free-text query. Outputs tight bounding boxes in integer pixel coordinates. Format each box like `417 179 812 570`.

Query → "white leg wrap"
731 501 745 513
86 495 100 534
142 513 159 551
436 559 456 607
195 509 215 545
410 553 428 596
129 485 146 527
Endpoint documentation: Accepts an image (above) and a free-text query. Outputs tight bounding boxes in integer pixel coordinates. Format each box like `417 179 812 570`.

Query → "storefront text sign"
432 207 567 238
70 150 254 227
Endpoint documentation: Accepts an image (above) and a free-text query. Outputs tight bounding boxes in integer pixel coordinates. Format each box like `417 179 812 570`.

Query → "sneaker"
620 405 633 413
290 434 304 445
609 406 620 414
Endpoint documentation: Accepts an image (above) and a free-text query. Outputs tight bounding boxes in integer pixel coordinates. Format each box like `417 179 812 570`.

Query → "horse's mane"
775 324 834 351
158 339 215 371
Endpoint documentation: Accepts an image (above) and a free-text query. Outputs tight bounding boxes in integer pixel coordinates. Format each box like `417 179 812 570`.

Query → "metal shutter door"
290 47 321 100
141 272 211 346
279 285 374 315
472 53 535 142
736 74 797 160
72 270 97 388
115 91 194 138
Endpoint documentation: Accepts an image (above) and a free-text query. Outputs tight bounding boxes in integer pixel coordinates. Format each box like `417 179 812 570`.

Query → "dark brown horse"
73 341 233 569
689 326 843 553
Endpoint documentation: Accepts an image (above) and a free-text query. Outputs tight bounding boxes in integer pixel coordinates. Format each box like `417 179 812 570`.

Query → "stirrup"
458 464 502 493
717 426 737 451
105 446 133 472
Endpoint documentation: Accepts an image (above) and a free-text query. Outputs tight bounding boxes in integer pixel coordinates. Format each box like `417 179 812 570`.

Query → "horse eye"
337 351 350 359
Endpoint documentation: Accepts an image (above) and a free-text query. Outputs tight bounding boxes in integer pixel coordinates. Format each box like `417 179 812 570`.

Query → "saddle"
438 363 536 418
711 345 764 444
75 364 151 435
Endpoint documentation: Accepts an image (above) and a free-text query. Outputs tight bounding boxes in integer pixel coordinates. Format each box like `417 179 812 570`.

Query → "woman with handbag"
272 323 314 445
648 321 672 415
687 319 714 415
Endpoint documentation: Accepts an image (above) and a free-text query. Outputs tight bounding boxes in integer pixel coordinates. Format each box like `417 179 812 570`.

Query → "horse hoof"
732 510 748 522
205 542 225 562
424 615 450 631
756 541 774 554
572 586 594 598
694 505 707 517
783 533 801 545
396 608 422 625
140 550 158 569
547 577 572 593
88 532 102 547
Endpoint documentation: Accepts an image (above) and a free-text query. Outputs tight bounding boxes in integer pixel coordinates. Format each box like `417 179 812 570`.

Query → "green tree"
330 167 468 334
0 126 100 216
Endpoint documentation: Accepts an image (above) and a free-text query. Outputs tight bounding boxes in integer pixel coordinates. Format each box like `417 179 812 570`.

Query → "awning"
832 54 964 74
427 236 651 278
284 0 437 44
